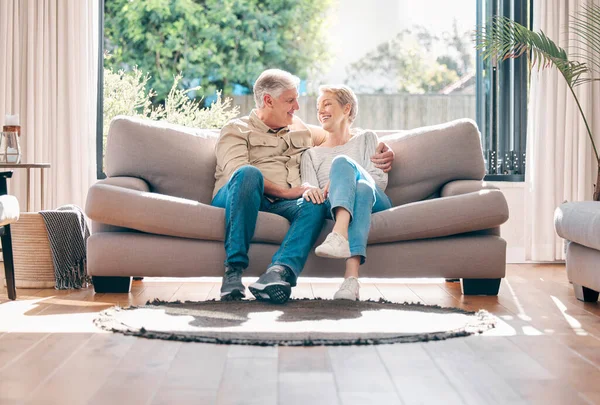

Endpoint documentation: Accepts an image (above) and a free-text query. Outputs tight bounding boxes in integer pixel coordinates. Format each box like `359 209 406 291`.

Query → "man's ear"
344 104 351 115
264 94 274 108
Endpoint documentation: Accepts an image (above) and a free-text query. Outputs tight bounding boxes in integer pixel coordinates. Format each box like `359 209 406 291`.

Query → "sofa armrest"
369 189 509 243
555 201 600 251
85 183 225 241
96 176 150 192
441 180 499 197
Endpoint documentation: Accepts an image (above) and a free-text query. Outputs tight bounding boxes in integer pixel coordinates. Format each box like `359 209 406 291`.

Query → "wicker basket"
8 212 55 288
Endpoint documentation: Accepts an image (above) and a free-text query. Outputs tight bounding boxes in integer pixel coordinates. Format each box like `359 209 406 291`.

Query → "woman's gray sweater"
300 130 388 191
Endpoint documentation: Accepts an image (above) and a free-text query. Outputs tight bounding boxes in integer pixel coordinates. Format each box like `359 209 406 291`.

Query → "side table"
0 163 51 212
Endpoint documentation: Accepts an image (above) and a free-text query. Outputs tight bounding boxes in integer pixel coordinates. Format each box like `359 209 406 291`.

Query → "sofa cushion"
440 180 499 197
380 119 486 206
105 116 219 204
87 183 508 246
368 189 509 243
86 183 290 244
105 117 485 208
555 201 600 251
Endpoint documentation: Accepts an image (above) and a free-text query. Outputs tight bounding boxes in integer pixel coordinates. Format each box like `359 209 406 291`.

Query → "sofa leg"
461 278 501 296
92 276 132 293
573 284 599 303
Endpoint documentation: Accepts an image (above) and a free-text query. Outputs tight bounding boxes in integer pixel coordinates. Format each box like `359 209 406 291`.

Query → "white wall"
489 181 526 263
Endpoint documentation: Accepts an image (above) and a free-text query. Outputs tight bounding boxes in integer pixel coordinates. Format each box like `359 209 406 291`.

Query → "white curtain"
0 0 98 211
525 0 600 261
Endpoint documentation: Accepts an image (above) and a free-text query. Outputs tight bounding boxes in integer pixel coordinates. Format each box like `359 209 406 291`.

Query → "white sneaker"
334 277 360 301
315 232 351 259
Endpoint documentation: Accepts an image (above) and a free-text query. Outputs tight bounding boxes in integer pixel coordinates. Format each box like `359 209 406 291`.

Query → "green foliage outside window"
104 0 332 103
102 65 239 164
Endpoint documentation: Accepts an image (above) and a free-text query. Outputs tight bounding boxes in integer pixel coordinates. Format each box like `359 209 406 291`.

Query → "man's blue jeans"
325 155 392 264
211 165 327 282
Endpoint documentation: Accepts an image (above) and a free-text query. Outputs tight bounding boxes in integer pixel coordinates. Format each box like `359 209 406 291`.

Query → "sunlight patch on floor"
550 295 588 336
0 298 107 333
504 279 532 321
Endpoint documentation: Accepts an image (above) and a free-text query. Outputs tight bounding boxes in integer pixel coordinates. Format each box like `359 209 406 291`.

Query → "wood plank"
1 265 600 404
407 284 463 308
310 280 383 301
310 281 339 300
374 282 424 304
508 335 600 396
226 343 277 359
510 379 593 405
150 343 229 405
0 333 95 403
0 333 49 372
290 282 314 300
86 338 182 405
278 346 330 372
278 372 340 405
422 338 527 404
26 333 137 405
377 342 465 405
328 346 400 402
357 282 385 301
170 282 216 302
551 333 600 369
278 347 338 404
129 284 182 306
463 336 554 380
216 357 278 405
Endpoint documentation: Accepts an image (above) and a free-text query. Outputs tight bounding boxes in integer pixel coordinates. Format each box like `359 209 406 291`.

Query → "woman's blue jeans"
325 155 392 264
211 165 327 281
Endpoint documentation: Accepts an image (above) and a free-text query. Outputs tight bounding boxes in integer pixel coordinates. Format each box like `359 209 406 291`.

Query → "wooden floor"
1 263 599 405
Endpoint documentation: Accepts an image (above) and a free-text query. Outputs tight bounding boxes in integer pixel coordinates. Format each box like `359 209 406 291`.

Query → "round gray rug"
94 299 496 346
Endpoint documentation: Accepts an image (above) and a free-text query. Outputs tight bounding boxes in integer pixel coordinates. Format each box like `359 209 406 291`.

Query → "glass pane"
478 0 529 179
291 0 477 131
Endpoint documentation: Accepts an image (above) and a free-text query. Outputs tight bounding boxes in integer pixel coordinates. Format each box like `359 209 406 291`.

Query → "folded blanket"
39 204 90 289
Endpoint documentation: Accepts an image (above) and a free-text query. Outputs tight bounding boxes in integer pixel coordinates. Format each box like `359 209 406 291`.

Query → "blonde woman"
300 85 392 300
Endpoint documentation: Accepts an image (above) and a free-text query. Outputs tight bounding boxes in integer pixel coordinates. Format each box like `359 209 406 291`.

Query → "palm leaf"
571 4 600 74
476 16 588 87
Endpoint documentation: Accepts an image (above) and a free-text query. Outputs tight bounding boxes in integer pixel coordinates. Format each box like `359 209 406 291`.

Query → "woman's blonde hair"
318 85 358 123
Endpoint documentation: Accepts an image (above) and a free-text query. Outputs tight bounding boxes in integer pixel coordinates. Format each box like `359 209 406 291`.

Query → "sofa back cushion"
106 116 485 206
106 116 219 204
376 119 486 206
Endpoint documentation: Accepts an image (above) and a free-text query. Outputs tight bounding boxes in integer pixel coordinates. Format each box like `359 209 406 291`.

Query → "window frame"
478 0 531 182
96 0 106 180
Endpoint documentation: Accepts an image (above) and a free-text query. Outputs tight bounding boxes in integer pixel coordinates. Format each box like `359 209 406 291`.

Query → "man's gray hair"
253 69 300 108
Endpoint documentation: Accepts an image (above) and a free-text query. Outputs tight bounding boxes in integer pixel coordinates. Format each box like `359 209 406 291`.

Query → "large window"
97 0 530 181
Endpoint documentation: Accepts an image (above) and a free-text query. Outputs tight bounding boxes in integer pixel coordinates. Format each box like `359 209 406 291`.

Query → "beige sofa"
85 116 509 295
554 202 600 302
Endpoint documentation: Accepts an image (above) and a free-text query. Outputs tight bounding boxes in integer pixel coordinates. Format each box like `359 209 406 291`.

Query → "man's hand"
303 185 325 204
371 142 395 173
284 183 312 200
323 181 330 199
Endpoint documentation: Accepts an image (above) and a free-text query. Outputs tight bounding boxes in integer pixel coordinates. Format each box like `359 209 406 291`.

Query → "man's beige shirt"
213 110 314 198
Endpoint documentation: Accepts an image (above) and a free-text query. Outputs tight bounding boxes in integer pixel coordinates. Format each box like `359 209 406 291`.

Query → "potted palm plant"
476 5 600 200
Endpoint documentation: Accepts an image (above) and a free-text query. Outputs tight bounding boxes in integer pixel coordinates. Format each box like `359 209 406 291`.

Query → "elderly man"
212 69 394 304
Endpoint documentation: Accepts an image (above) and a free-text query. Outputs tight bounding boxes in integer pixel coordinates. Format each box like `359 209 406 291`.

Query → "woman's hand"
303 185 325 204
371 142 395 173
